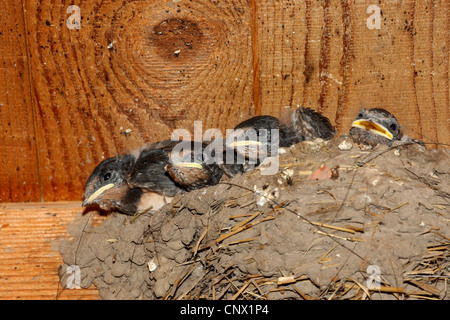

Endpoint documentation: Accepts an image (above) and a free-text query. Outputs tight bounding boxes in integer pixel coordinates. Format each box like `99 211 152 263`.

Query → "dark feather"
293 107 337 141
128 140 183 196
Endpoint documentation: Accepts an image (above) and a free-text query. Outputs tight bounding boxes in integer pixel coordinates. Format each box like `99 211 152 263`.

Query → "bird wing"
127 140 183 196
295 107 337 141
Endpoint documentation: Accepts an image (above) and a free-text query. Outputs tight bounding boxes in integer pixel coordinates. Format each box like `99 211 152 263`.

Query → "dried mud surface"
58 138 450 300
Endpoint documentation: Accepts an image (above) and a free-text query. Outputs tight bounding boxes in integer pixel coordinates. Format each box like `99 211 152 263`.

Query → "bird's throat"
351 119 393 140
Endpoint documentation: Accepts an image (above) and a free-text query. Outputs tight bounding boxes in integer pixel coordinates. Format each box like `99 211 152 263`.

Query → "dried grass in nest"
152 141 450 300
158 196 449 300
59 139 449 300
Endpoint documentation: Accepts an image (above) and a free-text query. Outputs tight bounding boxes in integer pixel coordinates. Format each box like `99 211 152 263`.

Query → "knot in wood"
151 18 203 61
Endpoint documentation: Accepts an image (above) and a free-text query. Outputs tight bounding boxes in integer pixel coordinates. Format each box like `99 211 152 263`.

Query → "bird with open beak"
349 108 401 149
164 140 224 191
82 140 183 215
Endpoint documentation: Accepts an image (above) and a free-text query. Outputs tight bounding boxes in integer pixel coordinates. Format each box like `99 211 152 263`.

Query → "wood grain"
0 0 41 202
25 0 255 202
0 0 448 300
0 0 448 202
0 202 102 299
255 0 449 144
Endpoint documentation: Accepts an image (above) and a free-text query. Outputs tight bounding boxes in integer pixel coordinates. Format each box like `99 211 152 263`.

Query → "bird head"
164 141 224 189
226 116 283 161
166 141 206 169
82 155 132 210
351 108 401 142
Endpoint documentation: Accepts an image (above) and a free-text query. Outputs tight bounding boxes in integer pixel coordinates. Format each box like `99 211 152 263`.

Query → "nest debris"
58 137 450 300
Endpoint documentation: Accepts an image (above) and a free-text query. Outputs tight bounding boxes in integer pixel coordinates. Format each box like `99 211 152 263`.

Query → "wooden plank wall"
1 0 449 203
0 202 103 299
0 0 41 202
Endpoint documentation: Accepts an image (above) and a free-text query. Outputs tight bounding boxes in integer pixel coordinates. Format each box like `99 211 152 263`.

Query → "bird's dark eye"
389 123 397 132
103 172 111 181
357 113 364 118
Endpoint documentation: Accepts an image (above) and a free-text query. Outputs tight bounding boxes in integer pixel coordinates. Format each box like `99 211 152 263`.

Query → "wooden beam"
250 0 262 116
0 0 448 202
0 0 41 202
0 202 102 299
24 0 255 202
255 0 449 146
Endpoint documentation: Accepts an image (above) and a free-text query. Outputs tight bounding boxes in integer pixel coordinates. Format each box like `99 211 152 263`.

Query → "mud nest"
58 137 450 300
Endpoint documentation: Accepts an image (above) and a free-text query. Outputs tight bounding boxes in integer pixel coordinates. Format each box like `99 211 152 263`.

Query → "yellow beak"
83 183 115 205
228 140 262 148
172 162 203 169
351 119 393 140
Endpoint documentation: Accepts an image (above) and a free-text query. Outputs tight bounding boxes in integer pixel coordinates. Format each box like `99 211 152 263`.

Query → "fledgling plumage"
82 140 183 215
165 140 224 191
349 108 401 149
227 115 302 163
292 107 337 141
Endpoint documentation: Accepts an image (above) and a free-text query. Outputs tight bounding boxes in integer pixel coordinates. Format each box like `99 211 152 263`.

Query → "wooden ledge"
0 202 103 300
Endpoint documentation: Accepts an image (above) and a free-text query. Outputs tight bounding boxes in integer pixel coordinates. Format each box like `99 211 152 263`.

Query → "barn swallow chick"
350 108 401 149
200 137 248 178
219 145 248 177
82 140 183 215
227 115 302 163
165 140 224 191
292 106 337 141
